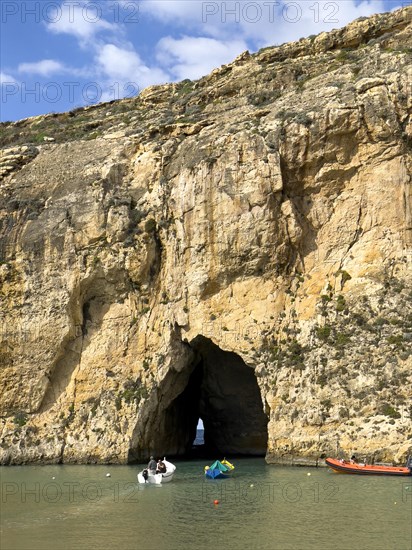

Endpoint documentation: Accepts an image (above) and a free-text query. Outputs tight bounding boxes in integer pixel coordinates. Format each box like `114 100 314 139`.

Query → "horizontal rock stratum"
0 7 411 465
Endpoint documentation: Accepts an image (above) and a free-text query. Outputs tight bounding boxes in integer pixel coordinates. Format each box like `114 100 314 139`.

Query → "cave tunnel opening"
129 336 268 462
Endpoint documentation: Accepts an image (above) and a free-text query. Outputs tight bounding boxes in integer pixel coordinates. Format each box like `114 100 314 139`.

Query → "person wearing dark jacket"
157 459 166 474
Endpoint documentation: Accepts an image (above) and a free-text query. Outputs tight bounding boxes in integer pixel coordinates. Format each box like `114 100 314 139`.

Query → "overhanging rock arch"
128 335 268 462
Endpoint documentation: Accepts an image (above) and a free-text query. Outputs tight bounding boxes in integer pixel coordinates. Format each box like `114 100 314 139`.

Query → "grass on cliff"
0 99 139 148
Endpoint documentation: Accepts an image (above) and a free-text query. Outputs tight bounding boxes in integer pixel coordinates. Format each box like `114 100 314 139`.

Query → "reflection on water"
193 428 205 446
1 458 411 550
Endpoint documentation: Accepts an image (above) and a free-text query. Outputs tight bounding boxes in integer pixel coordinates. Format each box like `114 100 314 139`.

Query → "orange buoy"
213 499 219 505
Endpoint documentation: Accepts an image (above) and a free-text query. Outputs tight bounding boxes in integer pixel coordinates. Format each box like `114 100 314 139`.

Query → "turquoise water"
1 458 411 550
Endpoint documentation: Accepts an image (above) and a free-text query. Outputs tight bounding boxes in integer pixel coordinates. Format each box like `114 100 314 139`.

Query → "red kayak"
325 457 412 476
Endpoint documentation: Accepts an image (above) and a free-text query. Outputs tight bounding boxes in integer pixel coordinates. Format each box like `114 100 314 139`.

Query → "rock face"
0 8 411 465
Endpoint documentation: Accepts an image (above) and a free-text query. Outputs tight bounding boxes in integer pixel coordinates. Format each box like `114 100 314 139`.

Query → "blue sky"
0 0 407 122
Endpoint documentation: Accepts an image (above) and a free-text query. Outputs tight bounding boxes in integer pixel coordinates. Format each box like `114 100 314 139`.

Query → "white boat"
137 458 176 484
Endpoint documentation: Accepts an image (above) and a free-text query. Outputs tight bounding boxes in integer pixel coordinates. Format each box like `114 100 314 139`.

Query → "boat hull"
205 469 231 479
137 458 176 484
204 459 235 479
325 458 412 476
137 472 163 484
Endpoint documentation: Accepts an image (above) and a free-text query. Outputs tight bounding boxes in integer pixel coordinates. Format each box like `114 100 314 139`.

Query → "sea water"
1 458 411 550
193 427 205 446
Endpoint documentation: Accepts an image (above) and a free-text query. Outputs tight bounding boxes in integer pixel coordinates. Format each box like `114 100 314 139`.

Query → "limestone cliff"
0 8 411 465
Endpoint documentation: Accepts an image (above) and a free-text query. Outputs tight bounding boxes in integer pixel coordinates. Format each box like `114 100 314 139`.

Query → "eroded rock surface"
0 7 411 464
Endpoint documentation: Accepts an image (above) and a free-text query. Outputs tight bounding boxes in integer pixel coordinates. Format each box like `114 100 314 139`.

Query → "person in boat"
147 455 157 474
350 454 357 464
156 459 166 474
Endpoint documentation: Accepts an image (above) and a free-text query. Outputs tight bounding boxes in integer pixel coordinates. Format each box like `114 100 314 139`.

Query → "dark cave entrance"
129 336 268 461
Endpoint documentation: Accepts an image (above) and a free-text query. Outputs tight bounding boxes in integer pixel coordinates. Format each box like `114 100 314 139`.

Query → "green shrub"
32 133 47 143
267 344 279 362
334 332 351 347
316 325 331 341
160 291 169 304
294 113 313 127
387 334 404 347
377 378 386 391
177 79 195 96
380 403 401 419
144 219 156 233
335 50 356 63
248 90 281 106
321 399 332 411
335 270 352 285
336 295 346 312
13 412 27 427
289 340 302 356
119 379 148 405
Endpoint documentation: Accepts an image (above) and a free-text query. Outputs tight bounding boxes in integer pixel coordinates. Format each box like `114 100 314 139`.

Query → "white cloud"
0 72 17 85
327 0 387 28
142 0 203 24
46 2 118 42
232 0 387 48
95 43 169 89
142 0 236 40
17 59 92 79
156 36 249 80
144 0 390 49
18 60 66 77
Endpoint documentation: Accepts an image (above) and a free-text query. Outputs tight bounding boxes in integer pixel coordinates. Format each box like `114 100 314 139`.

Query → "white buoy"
106 473 111 477
307 472 311 476
52 476 55 480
